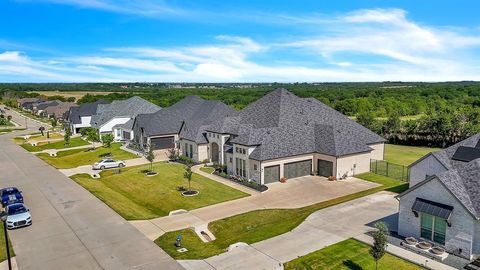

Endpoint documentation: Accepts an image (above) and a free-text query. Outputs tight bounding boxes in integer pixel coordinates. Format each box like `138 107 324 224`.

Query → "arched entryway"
211 143 219 163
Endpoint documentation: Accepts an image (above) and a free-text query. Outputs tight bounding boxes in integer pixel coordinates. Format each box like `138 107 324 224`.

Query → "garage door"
284 160 312 179
150 136 174 149
264 165 280 184
317 159 334 177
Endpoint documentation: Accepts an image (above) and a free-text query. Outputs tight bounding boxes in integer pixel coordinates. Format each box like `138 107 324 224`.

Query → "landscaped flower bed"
214 170 268 192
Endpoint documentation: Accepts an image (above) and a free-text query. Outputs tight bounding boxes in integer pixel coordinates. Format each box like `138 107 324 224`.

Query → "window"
229 157 232 163
217 134 219 139
189 144 193 158
254 164 257 171
421 213 446 245
184 143 188 156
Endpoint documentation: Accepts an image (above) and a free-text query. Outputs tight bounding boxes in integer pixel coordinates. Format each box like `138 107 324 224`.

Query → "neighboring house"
134 89 384 184
17 97 44 109
132 95 236 158
42 102 77 120
91 96 161 140
33 100 60 115
65 100 109 134
398 133 480 260
204 89 385 184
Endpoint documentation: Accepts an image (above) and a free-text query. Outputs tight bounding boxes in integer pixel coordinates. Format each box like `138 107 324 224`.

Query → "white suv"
92 159 125 170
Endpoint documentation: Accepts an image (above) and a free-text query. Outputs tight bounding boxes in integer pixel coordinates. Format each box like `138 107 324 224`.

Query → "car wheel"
119 163 125 168
100 165 105 170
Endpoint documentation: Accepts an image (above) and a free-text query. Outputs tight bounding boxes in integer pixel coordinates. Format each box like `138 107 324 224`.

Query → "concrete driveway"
131 175 380 240
178 191 398 270
0 107 183 270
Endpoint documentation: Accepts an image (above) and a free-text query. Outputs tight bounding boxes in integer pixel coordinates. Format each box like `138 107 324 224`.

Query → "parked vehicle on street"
92 159 125 170
1 187 23 207
5 203 32 229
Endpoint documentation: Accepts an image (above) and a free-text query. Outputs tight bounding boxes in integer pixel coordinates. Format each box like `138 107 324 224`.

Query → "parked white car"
92 159 125 170
5 203 32 229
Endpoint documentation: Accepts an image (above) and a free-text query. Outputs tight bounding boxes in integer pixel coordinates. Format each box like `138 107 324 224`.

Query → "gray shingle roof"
134 96 236 144
91 96 161 128
430 133 480 170
434 158 480 218
36 100 60 110
67 100 109 124
207 89 384 160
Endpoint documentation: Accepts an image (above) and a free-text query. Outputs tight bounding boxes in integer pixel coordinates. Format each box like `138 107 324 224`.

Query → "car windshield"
2 188 18 196
7 204 27 215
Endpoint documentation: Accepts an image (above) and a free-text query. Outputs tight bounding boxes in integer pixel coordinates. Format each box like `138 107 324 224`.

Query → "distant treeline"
2 81 480 147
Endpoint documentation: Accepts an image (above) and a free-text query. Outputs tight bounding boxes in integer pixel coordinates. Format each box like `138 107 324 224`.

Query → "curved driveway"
0 106 183 270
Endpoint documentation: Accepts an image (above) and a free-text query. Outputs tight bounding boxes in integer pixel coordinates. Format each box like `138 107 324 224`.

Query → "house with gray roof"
132 95 236 160
91 96 161 141
398 133 480 260
204 89 385 184
65 100 109 134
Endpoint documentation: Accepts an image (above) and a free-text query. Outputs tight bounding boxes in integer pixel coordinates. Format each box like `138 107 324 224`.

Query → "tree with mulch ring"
182 164 198 196
145 143 158 176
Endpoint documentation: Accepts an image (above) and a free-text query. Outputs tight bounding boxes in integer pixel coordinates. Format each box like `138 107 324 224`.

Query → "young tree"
82 127 99 149
51 117 57 129
183 165 193 192
64 126 71 146
145 143 155 173
369 222 389 270
101 133 114 148
39 126 45 136
6 115 12 122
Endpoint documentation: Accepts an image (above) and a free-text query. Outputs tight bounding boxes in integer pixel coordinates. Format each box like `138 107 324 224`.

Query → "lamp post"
0 211 12 270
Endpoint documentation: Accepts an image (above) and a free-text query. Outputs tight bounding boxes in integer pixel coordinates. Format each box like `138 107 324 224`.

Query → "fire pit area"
401 237 448 261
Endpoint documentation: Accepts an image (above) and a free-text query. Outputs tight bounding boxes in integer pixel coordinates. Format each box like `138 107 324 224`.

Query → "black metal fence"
370 159 409 182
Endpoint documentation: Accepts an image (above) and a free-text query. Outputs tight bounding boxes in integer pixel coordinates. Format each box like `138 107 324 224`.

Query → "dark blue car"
1 187 23 207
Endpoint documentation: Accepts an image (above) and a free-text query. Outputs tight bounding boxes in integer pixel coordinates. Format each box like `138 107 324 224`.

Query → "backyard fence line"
370 159 409 182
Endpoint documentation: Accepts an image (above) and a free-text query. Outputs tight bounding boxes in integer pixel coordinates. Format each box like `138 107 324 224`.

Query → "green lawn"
37 143 137 169
0 222 14 263
384 144 440 166
21 137 89 152
155 173 407 260
200 166 215 174
70 162 249 220
284 239 424 270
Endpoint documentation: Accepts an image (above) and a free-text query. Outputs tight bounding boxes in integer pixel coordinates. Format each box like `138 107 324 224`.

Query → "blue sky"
2 0 480 82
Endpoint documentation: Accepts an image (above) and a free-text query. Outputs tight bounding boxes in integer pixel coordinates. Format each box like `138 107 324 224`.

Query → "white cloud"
3 9 480 82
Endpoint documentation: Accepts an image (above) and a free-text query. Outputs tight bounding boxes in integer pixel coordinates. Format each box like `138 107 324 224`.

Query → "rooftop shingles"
91 96 161 128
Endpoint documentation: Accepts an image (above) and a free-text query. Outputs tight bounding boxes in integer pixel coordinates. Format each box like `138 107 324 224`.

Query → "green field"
37 143 137 169
384 144 440 166
70 162 249 220
155 173 407 260
20 137 89 152
284 239 424 270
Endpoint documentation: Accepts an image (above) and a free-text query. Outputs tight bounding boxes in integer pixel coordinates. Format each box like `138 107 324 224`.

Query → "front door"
211 143 219 163
317 159 334 177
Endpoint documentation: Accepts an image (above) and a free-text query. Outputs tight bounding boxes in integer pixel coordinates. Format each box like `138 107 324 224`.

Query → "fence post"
386 161 389 177
375 160 378 174
402 165 404 181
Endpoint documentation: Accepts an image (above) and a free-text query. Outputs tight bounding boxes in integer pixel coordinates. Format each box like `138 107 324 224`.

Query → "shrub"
280 177 287 183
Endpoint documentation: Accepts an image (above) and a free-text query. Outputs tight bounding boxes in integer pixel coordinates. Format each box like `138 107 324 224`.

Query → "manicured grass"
284 239 424 270
37 143 137 169
155 173 407 260
70 162 249 220
385 144 440 166
355 172 409 193
28 132 63 142
20 137 89 152
200 166 215 174
0 221 15 263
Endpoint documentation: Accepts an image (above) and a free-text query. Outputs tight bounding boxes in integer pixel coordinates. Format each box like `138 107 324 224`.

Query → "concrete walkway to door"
130 175 380 240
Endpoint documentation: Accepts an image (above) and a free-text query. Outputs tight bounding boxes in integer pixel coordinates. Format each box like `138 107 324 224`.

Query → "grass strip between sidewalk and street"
20 137 89 152
155 172 409 260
